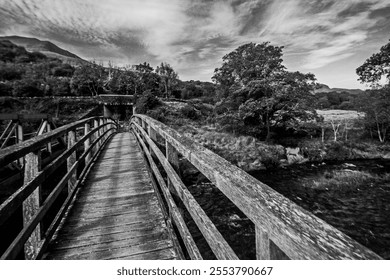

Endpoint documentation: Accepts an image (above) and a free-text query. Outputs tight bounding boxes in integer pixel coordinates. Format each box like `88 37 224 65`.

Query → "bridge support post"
22 151 42 259
94 119 100 156
255 225 270 259
16 121 24 166
84 122 91 164
255 225 289 260
100 119 105 144
46 122 52 154
148 126 157 156
67 130 77 193
166 140 180 195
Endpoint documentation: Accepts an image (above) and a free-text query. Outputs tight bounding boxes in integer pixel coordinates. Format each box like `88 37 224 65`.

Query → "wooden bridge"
0 115 382 260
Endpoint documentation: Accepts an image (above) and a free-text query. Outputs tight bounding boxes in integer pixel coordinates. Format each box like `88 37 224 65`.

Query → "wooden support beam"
67 130 77 193
37 120 48 136
166 140 180 194
0 122 17 149
22 151 42 259
148 126 157 156
16 122 24 166
256 225 270 260
255 223 290 260
84 122 91 165
0 120 13 143
93 119 100 156
99 119 104 145
46 122 52 154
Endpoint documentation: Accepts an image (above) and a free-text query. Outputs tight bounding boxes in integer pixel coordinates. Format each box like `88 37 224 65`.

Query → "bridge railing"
130 114 381 260
0 116 117 259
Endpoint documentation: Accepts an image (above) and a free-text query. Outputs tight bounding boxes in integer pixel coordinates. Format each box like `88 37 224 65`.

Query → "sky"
0 0 389 89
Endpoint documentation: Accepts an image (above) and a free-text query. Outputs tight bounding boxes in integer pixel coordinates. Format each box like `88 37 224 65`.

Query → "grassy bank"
143 101 390 171
301 169 390 191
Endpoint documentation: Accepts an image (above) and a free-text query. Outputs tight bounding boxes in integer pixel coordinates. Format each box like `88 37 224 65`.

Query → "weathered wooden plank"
135 129 202 260
132 114 381 260
55 220 167 241
49 229 170 251
0 117 97 167
256 225 270 260
0 120 13 142
35 134 115 259
110 248 176 260
59 215 165 233
22 152 42 260
67 130 77 193
44 133 181 260
46 239 174 260
133 123 238 260
84 122 91 164
1 126 115 260
0 125 106 226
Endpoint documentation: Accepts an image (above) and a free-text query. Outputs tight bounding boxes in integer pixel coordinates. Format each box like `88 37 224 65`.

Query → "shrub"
180 104 199 120
135 91 161 114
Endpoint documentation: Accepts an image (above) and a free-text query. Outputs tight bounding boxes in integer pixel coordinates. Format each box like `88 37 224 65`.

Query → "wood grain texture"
43 132 180 260
131 114 382 260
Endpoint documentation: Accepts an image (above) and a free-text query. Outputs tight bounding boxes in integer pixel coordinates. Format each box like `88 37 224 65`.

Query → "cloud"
0 0 389 84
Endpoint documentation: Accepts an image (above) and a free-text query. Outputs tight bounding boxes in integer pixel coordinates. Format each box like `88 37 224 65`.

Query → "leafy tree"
70 62 106 96
356 39 390 86
354 88 390 142
213 42 318 141
133 62 160 95
134 90 161 114
12 78 44 97
155 62 178 98
355 39 390 142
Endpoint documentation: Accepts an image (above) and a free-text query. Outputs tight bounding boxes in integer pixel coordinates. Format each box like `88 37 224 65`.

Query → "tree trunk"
265 120 271 142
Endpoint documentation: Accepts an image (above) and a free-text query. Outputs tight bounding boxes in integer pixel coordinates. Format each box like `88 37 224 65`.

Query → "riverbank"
145 101 390 172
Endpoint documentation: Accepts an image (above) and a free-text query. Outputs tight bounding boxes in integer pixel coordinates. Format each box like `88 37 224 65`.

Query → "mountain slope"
0 35 87 65
314 83 364 94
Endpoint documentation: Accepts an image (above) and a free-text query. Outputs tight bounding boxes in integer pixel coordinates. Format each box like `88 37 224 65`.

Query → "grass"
302 170 390 190
174 123 285 170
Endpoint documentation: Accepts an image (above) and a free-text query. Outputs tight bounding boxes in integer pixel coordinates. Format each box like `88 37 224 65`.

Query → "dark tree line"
0 40 216 100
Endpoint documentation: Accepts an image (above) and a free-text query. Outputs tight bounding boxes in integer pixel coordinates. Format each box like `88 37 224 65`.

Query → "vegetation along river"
184 159 390 259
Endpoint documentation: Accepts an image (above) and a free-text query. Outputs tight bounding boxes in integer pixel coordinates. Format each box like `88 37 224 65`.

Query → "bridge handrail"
0 117 101 167
0 116 117 259
130 114 381 260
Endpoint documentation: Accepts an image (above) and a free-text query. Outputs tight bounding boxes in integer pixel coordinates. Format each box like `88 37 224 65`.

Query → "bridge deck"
43 132 181 260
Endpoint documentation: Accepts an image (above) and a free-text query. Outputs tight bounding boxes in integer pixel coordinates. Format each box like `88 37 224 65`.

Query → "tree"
70 62 106 96
356 39 390 86
356 40 390 142
213 42 318 141
354 88 390 142
155 62 178 98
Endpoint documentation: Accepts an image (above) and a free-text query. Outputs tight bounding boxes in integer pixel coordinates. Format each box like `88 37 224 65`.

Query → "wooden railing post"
148 126 157 155
22 151 42 259
16 121 24 166
94 119 100 155
256 225 270 260
46 122 52 154
256 225 289 260
99 119 104 146
67 130 77 193
166 140 181 193
84 122 91 164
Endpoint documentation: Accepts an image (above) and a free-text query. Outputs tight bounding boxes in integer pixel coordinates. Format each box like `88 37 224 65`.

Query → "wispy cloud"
0 0 389 87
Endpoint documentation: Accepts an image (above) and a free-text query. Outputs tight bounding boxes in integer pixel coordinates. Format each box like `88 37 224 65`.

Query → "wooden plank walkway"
43 132 181 260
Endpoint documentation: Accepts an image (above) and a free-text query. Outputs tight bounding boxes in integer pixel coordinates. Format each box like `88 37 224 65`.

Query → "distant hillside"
0 35 87 65
315 83 364 95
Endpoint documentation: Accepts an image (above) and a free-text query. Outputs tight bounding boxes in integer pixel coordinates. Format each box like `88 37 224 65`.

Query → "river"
184 159 390 259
